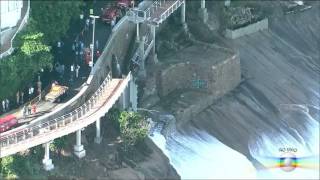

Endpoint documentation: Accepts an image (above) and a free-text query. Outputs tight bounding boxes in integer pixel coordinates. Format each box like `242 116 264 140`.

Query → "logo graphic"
259 147 319 172
279 152 297 172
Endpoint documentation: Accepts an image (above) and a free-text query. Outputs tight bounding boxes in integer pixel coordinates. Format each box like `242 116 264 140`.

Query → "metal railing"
0 72 115 149
130 28 153 66
159 0 184 24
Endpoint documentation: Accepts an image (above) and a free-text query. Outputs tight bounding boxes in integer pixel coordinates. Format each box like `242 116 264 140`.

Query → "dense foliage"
119 111 148 152
0 146 43 178
0 1 83 100
30 1 84 44
0 31 53 100
107 109 149 152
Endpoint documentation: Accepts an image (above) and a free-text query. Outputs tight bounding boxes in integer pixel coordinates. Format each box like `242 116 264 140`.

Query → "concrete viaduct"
0 0 224 171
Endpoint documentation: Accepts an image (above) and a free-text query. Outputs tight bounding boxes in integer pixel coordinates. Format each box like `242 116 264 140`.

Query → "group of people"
1 99 10 113
22 103 37 118
70 64 81 82
1 86 37 114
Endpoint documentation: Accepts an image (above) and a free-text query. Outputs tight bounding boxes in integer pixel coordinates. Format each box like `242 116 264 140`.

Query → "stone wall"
225 18 268 39
156 46 241 124
158 53 241 99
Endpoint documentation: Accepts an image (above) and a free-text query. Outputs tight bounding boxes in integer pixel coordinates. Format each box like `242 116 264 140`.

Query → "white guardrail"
0 72 132 158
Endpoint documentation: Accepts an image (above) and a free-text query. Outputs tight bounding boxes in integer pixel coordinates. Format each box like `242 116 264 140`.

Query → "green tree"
30 1 84 44
108 108 121 131
0 156 17 178
119 111 148 152
0 31 53 100
0 146 44 178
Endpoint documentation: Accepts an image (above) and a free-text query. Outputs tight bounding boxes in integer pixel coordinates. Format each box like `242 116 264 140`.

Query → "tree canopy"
30 1 84 44
0 1 84 100
0 31 53 100
119 111 148 152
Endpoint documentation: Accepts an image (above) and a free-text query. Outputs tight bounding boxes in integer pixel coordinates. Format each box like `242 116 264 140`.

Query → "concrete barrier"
158 45 240 98
225 18 268 39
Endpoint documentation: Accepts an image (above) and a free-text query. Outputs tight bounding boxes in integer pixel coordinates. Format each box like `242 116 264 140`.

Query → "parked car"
100 6 122 25
0 114 18 133
117 0 133 9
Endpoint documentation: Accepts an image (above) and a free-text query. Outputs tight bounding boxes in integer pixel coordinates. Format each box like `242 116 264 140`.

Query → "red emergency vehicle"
0 114 18 133
84 48 92 65
100 6 120 24
117 0 134 9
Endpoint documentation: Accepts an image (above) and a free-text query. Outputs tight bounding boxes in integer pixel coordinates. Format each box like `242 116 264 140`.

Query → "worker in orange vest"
32 104 37 114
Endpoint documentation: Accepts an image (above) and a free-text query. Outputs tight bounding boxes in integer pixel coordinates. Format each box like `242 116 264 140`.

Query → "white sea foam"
150 130 257 179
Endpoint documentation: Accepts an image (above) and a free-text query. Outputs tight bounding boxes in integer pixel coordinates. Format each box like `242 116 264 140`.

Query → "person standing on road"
16 91 20 105
96 50 101 60
28 86 34 100
61 64 65 78
72 42 76 52
5 99 9 111
111 18 116 29
22 105 27 118
75 50 79 65
79 48 84 64
75 65 80 78
32 104 37 114
2 100 6 112
75 40 79 51
20 91 24 104
80 41 84 52
27 103 32 115
95 40 99 50
85 18 90 32
70 64 75 82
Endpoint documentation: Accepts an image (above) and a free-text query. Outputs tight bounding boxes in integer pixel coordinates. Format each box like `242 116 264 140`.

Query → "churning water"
150 104 319 179
148 5 319 179
150 130 257 179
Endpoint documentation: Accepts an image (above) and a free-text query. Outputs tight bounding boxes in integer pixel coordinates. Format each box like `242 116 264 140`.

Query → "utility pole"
89 15 99 71
37 68 44 101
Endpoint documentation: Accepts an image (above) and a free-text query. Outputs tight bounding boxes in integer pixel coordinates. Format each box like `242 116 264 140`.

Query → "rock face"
180 3 319 169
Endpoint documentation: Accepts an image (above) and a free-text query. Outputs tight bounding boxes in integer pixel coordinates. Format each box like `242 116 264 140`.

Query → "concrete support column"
94 118 102 144
138 35 146 77
74 129 86 158
181 1 186 24
198 0 208 23
129 78 138 112
42 141 54 171
151 25 158 64
201 0 205 9
225 0 231 7
121 87 127 110
136 23 140 42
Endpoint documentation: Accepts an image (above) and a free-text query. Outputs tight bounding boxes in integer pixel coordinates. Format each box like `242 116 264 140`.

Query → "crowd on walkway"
0 85 40 115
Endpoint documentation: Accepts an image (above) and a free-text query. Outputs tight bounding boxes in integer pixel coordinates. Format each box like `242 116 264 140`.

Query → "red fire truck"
100 6 121 25
0 114 18 133
117 0 134 9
